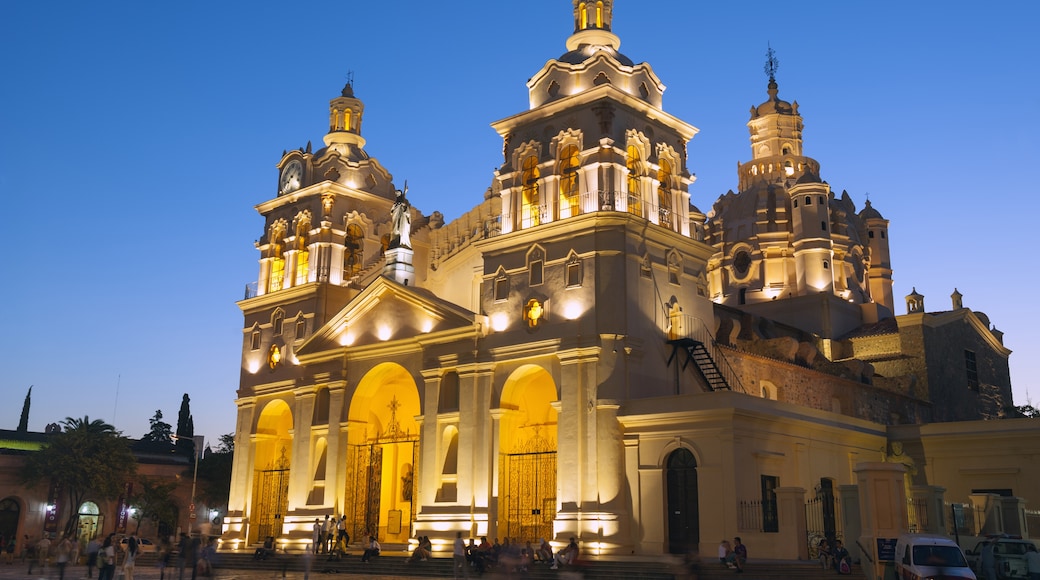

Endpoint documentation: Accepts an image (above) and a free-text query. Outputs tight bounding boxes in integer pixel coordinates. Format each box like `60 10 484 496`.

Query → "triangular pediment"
298 276 481 358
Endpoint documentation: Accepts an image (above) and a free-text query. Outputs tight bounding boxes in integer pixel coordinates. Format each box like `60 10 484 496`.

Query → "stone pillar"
774 487 808 560
417 370 442 514
222 399 257 547
999 496 1027 537
969 493 1004 535
839 485 862 564
289 389 316 513
910 485 946 535
324 384 347 512
854 462 907 580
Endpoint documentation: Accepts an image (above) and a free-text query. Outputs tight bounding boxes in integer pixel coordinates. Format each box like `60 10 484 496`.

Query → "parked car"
118 536 156 554
964 536 1038 579
894 533 976 580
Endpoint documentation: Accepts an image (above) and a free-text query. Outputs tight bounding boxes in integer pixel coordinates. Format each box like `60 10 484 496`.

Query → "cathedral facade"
222 1 1028 558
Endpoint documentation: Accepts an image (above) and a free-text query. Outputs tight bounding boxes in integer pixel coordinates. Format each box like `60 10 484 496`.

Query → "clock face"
279 160 303 194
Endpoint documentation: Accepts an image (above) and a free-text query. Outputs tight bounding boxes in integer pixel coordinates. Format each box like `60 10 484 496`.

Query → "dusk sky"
2 1 1037 444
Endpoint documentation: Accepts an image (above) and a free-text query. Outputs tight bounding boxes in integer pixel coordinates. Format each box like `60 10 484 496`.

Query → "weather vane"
764 43 779 82
346 70 355 88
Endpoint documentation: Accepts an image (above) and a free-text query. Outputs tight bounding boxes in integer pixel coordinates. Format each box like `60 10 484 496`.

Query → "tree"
17 386 31 432
175 394 194 456
195 433 235 514
142 409 173 443
22 415 137 537
129 477 178 537
1015 404 1039 418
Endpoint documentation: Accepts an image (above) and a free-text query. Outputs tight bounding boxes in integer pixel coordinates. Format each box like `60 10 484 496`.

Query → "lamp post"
173 435 204 535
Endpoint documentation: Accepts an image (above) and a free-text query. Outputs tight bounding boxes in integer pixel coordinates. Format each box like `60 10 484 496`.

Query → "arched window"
627 145 642 217
579 2 588 29
658 159 673 227
272 310 284 336
521 155 541 228
343 110 352 132
344 223 364 276
294 218 310 286
595 1 604 27
558 145 580 219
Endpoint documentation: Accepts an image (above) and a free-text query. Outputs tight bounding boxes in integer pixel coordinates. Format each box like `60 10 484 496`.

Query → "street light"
172 435 205 535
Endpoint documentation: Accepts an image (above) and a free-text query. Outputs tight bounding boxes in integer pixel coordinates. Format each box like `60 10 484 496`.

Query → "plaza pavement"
0 562 438 580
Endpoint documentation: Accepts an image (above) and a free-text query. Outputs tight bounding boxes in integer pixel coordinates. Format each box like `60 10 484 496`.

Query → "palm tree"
61 415 117 435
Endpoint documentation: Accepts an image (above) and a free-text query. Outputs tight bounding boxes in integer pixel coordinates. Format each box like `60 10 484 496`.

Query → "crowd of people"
445 531 578 577
4 530 220 580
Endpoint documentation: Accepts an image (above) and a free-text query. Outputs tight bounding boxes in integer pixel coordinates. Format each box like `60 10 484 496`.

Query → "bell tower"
567 0 619 51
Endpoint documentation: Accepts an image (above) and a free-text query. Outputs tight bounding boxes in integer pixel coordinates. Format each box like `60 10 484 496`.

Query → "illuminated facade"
224 0 1028 558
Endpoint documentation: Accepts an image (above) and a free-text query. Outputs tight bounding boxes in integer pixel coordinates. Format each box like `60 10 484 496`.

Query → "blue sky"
2 1 1037 443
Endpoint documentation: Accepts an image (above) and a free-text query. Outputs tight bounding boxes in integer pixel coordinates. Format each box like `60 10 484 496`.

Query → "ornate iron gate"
806 494 843 559
500 435 556 542
343 397 419 542
255 449 291 541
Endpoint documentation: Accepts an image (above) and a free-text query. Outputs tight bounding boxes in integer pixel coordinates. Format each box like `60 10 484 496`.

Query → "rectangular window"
529 260 543 286
296 318 306 341
566 261 582 287
494 276 509 301
761 475 779 533
821 221 827 231
965 350 978 390
869 230 875 238
805 197 811 206
250 331 261 351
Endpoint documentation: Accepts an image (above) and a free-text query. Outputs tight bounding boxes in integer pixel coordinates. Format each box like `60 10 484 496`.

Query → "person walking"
97 534 116 580
1024 543 1040 580
54 535 74 580
27 534 50 575
312 518 322 553
176 533 191 580
123 534 139 580
85 536 101 578
453 532 470 579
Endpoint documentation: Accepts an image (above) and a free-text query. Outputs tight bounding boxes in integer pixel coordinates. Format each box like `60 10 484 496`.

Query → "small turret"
324 79 367 150
906 287 925 314
951 288 963 310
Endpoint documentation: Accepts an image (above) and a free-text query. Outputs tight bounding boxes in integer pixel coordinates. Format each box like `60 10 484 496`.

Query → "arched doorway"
498 365 558 543
252 399 293 543
76 501 102 542
344 363 421 544
666 448 699 554
0 498 19 543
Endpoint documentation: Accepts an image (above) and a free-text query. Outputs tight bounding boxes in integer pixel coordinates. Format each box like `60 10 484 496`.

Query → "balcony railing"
513 190 681 232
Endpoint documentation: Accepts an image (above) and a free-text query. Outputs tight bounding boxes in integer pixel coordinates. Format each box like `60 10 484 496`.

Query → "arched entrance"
666 448 699 554
0 498 19 543
252 399 293 543
76 501 102 542
498 365 558 543
344 363 420 544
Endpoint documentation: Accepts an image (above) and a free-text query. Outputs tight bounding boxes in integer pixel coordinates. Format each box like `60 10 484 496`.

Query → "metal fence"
1025 509 1040 540
945 502 981 537
907 498 929 532
806 496 843 560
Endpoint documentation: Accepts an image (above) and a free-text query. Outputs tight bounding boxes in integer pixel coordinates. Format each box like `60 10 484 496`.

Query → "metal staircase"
665 315 746 394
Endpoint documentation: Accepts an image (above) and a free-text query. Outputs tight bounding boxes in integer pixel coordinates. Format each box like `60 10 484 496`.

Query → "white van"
894 533 977 579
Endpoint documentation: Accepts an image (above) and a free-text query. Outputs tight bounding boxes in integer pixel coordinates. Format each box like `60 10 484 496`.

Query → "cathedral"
222 0 1032 559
